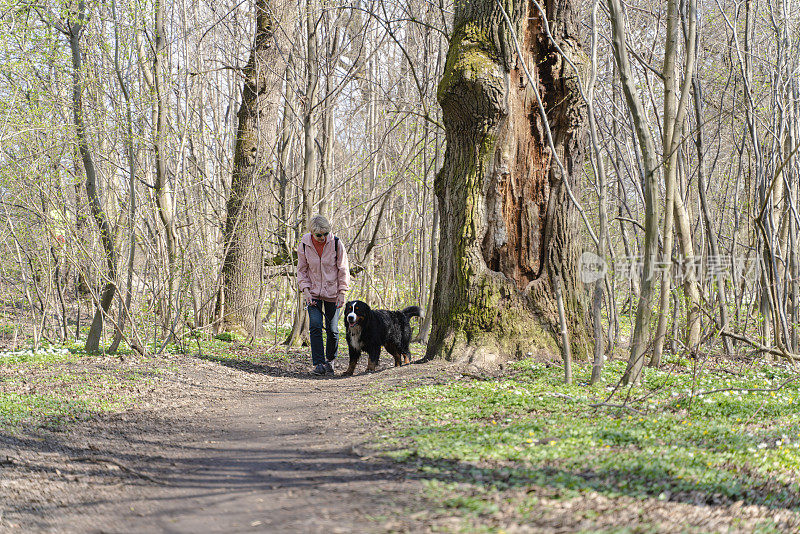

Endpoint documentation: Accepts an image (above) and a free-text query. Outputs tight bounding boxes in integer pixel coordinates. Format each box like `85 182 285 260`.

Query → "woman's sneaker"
311 364 327 376
324 361 335 375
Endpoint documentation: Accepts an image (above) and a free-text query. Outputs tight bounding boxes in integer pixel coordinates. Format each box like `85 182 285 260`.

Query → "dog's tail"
401 306 422 319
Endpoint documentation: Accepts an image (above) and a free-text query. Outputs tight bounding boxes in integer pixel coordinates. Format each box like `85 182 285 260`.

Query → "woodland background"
1 0 799 370
3 1 800 530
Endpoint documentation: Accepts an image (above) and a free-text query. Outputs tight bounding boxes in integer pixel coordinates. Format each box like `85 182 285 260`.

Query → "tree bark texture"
222 0 282 336
426 0 591 364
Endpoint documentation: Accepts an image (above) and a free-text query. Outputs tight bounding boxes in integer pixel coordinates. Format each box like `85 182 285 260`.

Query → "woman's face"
312 230 329 243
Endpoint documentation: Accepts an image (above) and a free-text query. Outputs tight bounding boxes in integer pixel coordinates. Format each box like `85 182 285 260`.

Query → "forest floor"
1 338 800 533
0 343 439 533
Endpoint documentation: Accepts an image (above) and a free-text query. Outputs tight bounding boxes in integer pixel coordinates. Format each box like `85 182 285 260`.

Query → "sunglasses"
314 232 329 238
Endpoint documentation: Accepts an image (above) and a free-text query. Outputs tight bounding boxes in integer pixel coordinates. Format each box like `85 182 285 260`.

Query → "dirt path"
6 353 799 533
1 357 447 533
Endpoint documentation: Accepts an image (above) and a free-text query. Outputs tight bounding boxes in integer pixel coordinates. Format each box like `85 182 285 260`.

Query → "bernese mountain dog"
342 300 421 376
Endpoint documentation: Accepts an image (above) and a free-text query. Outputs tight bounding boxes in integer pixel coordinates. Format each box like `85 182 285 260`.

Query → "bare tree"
607 0 662 384
221 0 284 336
153 0 178 331
65 1 118 352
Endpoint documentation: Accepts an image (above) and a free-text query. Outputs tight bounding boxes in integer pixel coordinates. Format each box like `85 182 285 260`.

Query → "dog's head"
344 300 370 327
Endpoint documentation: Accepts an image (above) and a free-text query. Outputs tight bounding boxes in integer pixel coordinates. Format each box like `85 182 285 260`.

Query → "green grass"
372 357 800 528
0 329 306 432
0 346 78 366
0 391 117 429
0 345 172 432
0 322 16 336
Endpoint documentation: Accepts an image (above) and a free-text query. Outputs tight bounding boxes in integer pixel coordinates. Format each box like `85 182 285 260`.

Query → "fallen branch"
548 392 645 414
690 375 800 399
720 330 800 363
587 402 644 414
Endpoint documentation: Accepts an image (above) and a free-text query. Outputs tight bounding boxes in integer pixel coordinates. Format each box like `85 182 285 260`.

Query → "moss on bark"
427 0 590 367
431 268 561 365
437 21 502 104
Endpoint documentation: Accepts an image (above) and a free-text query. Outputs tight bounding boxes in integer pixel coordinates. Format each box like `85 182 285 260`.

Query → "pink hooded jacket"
297 233 350 301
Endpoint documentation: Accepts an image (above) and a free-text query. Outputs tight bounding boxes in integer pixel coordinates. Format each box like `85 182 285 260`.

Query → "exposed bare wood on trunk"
426 0 591 365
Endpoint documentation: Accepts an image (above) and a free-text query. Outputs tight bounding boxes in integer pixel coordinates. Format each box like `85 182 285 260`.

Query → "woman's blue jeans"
307 300 340 366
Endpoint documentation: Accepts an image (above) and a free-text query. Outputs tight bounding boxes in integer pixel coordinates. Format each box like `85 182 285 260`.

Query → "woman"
297 214 350 375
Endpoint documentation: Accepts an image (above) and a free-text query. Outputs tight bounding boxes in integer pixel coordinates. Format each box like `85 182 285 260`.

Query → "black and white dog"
342 300 422 375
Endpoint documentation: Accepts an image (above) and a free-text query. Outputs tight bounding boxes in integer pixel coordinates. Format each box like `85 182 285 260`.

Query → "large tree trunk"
651 0 680 367
425 0 591 364
276 57 295 258
673 190 702 350
221 0 282 336
319 21 341 217
587 0 609 384
616 0 696 383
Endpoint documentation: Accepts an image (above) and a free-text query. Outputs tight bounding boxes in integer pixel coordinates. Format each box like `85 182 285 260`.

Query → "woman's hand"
303 288 314 306
336 293 345 308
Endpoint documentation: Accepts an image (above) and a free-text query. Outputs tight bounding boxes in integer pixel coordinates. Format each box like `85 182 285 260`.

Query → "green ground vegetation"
0 344 174 431
371 356 800 530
